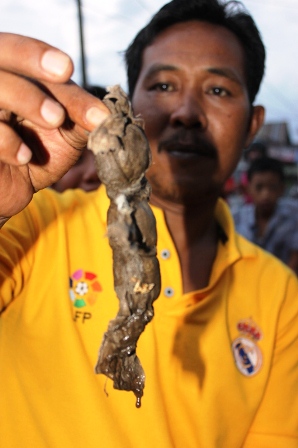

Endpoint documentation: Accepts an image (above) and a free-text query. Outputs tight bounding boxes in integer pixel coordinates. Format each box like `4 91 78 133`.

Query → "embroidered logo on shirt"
69 269 102 323
232 319 263 377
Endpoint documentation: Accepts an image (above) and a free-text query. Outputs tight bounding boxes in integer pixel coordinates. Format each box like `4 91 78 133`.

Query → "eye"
255 184 263 192
269 184 280 193
150 82 175 92
207 87 230 97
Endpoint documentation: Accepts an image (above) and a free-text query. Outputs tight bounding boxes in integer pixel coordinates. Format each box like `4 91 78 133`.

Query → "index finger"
0 33 74 82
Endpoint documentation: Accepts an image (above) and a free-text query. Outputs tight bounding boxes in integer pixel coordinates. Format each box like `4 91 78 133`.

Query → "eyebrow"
144 63 244 86
145 64 179 78
207 67 243 85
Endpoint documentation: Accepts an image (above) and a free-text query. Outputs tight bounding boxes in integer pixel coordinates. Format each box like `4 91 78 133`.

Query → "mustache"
158 129 217 158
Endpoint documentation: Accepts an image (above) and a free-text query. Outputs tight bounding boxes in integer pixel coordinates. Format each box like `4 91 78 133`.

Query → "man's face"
248 171 284 217
132 21 264 206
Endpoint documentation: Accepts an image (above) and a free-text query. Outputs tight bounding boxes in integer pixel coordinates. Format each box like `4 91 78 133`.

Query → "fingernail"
40 99 65 125
17 143 32 165
86 107 107 127
41 50 71 77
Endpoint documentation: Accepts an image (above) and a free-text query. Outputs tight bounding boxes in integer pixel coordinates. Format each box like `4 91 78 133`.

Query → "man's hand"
0 33 109 220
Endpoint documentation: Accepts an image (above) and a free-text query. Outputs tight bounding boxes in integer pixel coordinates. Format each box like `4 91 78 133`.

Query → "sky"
1 0 298 143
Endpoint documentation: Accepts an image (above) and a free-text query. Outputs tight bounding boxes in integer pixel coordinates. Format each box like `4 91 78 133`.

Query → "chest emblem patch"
69 269 102 308
232 319 263 377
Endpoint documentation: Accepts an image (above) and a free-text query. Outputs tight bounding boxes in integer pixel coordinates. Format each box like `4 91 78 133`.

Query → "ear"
244 105 265 148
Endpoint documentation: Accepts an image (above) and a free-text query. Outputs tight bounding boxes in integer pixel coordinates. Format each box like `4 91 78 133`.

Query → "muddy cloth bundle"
88 85 161 407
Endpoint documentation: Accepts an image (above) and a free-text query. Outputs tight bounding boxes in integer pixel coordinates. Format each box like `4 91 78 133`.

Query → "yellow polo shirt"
0 185 297 447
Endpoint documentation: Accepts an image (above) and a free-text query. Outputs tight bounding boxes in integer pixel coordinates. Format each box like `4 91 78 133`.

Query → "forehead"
250 171 282 184
140 20 246 79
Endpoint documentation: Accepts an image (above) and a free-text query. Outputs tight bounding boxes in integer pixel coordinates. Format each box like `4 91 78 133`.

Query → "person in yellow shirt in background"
0 1 297 447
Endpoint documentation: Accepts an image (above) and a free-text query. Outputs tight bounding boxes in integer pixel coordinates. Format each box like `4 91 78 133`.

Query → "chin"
151 178 219 206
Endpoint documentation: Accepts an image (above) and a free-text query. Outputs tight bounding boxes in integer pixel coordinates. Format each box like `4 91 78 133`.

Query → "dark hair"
247 157 285 183
244 140 267 161
85 85 107 100
125 0 265 103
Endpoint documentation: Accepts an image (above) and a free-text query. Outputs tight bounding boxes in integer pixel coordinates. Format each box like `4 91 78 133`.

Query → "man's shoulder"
236 230 298 280
31 187 104 214
33 187 90 206
15 187 106 232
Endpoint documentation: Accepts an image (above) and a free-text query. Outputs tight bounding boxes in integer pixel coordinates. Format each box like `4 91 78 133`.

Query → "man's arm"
0 32 109 223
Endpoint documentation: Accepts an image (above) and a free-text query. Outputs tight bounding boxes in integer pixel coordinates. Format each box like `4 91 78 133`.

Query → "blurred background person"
223 140 268 208
85 85 107 99
243 140 267 163
51 148 101 192
233 156 298 275
240 140 268 203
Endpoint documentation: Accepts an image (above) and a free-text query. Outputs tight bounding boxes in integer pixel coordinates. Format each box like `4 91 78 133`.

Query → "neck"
255 206 275 237
151 193 219 292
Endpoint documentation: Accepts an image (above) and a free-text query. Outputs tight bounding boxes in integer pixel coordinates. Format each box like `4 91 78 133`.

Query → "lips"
158 130 217 159
162 142 212 158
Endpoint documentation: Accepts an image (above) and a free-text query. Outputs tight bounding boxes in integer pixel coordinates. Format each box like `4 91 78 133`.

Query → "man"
233 156 298 274
0 1 297 447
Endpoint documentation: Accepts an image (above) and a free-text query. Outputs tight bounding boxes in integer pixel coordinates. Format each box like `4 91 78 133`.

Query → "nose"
169 91 207 129
262 187 274 200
